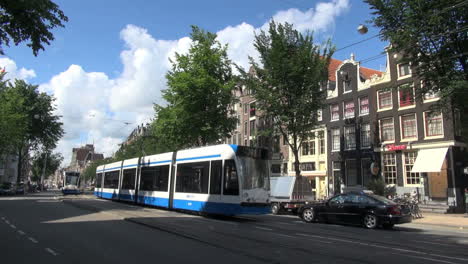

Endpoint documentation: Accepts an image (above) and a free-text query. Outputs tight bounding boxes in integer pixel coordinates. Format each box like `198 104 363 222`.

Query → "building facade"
324 55 383 195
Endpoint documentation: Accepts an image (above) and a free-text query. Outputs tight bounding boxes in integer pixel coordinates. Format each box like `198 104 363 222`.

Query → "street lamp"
357 24 368 35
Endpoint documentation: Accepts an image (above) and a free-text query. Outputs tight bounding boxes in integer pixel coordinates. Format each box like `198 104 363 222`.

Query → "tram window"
121 168 136 190
210 160 222 195
224 160 239 195
176 162 209 194
140 165 169 191
104 171 119 188
96 173 102 188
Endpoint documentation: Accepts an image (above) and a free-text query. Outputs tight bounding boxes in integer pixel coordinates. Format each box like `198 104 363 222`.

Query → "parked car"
0 182 16 196
298 191 412 229
15 183 25 195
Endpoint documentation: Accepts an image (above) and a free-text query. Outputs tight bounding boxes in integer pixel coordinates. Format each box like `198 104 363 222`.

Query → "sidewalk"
413 213 468 229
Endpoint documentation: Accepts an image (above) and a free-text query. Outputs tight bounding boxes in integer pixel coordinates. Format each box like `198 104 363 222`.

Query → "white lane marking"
1 217 5 220
273 233 298 239
10 224 16 229
255 226 273 231
28 237 38 243
295 233 466 262
390 252 457 264
18 230 25 235
45 248 58 256
5 220 10 224
275 222 294 225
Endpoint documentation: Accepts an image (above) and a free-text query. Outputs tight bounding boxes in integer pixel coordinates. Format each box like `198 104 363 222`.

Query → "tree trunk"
16 146 22 183
293 148 301 178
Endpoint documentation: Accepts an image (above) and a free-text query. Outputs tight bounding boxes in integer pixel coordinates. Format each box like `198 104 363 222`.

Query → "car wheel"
382 223 394 229
271 203 280 215
363 214 378 229
302 208 315 223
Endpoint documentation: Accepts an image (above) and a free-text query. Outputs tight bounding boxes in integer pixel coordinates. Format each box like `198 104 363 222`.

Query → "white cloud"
32 0 349 165
0 57 36 82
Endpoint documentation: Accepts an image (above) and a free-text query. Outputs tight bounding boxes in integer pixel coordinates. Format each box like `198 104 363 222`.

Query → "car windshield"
368 194 396 205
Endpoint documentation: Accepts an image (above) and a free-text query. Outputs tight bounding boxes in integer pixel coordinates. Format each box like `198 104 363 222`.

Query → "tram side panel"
118 158 139 202
136 152 173 208
95 165 104 198
101 161 123 200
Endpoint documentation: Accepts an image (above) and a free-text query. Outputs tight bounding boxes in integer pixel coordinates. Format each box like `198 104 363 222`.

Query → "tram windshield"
65 172 80 185
236 146 270 191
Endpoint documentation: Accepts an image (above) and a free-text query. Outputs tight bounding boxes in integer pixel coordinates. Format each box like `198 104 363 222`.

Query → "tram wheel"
271 203 280 215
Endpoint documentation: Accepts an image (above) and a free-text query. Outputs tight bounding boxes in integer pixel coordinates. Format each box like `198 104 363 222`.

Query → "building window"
250 120 255 136
250 102 256 117
236 115 240 128
344 100 355 119
378 90 392 110
343 80 352 93
398 63 411 77
344 126 356 150
346 159 357 186
317 109 323 121
404 152 420 185
331 128 340 151
301 142 309 156
424 90 439 101
244 138 248 146
331 104 339 121
380 118 395 142
398 84 414 107
401 114 417 139
425 111 443 137
244 121 247 135
359 96 369 115
283 163 288 174
382 153 397 185
318 131 325 154
300 162 316 171
243 103 248 114
361 123 371 148
310 141 316 155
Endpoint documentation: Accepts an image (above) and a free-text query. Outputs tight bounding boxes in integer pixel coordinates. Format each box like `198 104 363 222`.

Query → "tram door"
133 157 141 204
96 168 104 198
168 152 177 210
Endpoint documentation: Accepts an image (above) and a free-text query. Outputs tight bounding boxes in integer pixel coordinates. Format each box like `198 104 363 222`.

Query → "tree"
30 151 63 182
0 0 68 56
154 26 238 149
0 79 64 183
0 74 27 155
244 21 334 178
365 0 468 137
81 158 111 185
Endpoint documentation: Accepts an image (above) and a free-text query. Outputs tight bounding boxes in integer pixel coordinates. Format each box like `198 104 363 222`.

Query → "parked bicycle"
392 193 423 219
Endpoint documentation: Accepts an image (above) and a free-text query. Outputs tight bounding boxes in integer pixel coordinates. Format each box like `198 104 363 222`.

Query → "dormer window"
398 63 411 78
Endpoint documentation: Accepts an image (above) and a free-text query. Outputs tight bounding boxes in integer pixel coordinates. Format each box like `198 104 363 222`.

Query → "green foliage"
243 21 334 177
0 74 27 155
0 0 68 56
0 78 63 182
154 26 238 149
81 158 112 184
366 0 468 139
30 151 63 182
366 178 386 196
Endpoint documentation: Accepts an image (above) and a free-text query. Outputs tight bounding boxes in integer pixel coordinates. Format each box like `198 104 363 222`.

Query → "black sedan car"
298 192 412 229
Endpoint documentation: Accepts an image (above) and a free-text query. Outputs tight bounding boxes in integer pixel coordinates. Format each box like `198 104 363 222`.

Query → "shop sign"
386 144 407 151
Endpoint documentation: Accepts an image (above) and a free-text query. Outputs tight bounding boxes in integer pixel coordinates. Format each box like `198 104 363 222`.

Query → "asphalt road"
1 192 467 264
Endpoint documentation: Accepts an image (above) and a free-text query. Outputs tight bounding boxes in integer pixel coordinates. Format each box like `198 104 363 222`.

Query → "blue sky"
1 0 389 163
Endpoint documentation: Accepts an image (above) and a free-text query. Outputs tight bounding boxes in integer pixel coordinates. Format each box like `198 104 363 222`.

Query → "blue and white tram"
94 144 271 215
62 171 81 195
